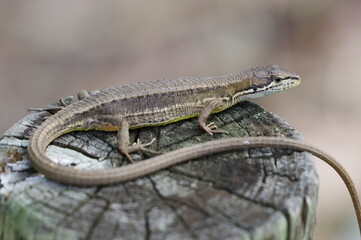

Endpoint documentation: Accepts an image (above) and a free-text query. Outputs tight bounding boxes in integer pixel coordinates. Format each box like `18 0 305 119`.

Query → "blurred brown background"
0 0 360 239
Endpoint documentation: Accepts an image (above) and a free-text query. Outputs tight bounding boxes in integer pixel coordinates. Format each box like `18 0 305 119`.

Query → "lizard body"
29 64 300 181
27 65 361 233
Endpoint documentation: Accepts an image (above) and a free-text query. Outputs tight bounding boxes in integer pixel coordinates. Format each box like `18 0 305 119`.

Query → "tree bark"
0 100 318 240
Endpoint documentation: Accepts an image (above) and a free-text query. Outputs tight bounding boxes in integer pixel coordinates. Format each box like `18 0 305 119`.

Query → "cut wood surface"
0 100 318 240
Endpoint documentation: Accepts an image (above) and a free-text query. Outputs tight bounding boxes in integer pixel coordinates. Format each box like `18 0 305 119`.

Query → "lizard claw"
207 122 218 130
132 138 156 148
128 138 162 155
204 122 229 135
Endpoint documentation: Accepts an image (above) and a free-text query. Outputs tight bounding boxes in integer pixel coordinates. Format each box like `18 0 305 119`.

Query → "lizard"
27 64 360 233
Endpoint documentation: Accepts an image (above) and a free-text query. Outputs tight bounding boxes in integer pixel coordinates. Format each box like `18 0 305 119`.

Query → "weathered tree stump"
0 99 318 240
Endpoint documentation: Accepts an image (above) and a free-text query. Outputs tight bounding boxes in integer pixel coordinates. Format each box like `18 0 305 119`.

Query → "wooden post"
0 101 318 240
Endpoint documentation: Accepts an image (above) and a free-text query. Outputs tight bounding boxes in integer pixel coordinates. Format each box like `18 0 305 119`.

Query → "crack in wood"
168 167 300 225
144 208 151 240
148 179 254 234
83 197 110 240
148 177 199 239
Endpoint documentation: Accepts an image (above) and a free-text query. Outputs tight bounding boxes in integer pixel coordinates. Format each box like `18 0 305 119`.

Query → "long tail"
28 109 81 179
28 129 361 234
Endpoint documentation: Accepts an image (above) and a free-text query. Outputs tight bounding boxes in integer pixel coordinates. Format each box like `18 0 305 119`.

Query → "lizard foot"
123 138 163 162
28 90 90 113
204 122 229 135
28 106 63 113
128 138 162 155
27 98 70 113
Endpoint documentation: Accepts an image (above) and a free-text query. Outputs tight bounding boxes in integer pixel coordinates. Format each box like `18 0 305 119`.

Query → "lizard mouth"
271 78 300 92
260 77 300 93
241 78 300 97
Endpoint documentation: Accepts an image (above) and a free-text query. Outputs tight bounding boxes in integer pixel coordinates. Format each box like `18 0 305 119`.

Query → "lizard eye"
271 75 283 83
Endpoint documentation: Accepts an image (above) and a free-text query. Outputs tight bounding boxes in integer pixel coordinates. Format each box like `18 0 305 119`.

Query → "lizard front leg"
198 100 229 135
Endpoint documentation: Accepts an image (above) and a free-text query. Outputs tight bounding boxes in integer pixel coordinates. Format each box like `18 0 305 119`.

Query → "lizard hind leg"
28 90 91 113
82 116 160 162
59 89 91 107
117 120 162 163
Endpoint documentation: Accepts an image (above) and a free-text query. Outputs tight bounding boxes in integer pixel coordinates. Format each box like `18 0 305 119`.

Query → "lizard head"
243 65 301 99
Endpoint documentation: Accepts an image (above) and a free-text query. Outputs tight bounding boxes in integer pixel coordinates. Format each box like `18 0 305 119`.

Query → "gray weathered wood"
0 100 318 240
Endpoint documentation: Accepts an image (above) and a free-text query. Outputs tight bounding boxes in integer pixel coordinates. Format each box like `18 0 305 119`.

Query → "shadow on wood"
0 100 318 240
